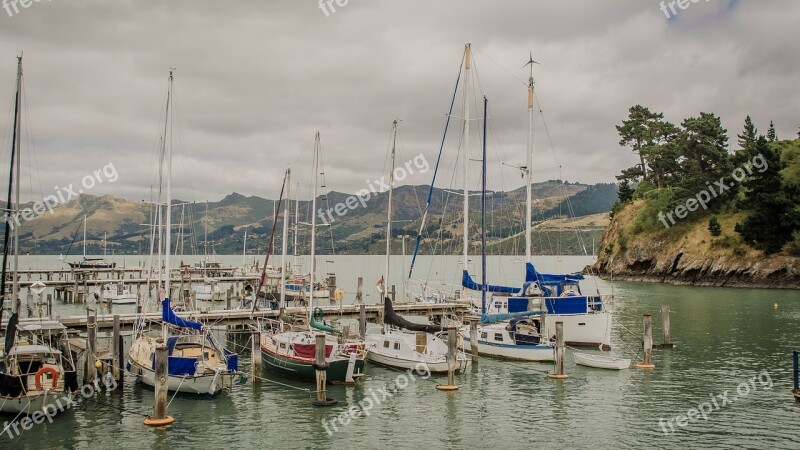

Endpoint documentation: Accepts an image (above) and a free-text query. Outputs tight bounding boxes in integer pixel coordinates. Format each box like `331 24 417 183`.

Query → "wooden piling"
311 334 338 406
117 333 125 385
390 284 396 303
252 330 262 384
658 305 675 349
548 321 568 379
112 315 121 382
144 340 174 426
436 327 459 391
85 311 97 385
356 277 363 303
636 314 656 369
359 304 366 340
46 293 52 318
469 321 479 363
415 331 427 354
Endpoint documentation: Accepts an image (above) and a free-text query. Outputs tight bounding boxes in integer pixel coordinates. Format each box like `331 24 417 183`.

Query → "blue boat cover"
224 348 239 372
462 270 519 294
162 299 202 331
525 263 584 283
167 356 197 376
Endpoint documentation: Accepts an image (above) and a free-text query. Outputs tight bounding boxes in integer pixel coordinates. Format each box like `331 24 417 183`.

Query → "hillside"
4 181 617 256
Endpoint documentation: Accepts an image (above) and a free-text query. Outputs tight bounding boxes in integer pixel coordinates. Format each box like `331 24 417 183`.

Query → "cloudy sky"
0 0 797 203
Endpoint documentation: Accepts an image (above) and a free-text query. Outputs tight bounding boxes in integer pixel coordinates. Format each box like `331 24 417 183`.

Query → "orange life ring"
35 367 59 390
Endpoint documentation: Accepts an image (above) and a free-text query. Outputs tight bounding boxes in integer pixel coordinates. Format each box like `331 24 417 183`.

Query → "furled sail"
162 299 202 331
462 270 519 294
383 297 441 334
525 262 584 283
310 307 341 335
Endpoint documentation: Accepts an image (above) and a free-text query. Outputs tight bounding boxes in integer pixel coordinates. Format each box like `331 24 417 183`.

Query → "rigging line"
166 375 188 409
409 49 465 280
473 47 530 89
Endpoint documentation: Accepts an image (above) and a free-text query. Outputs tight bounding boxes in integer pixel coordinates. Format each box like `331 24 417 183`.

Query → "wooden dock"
4 302 469 332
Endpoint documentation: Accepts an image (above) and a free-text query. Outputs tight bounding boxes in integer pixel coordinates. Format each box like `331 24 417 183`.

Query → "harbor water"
2 255 798 449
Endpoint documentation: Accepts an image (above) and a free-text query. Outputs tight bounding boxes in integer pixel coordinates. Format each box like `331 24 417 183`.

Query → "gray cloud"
0 0 797 204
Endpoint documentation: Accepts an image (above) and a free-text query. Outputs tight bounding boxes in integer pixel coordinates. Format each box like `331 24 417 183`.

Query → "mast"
384 120 397 298
242 228 247 266
83 214 87 258
525 53 537 263
293 183 299 271
481 96 488 315
104 232 107 257
204 200 208 262
4 55 22 319
280 168 291 310
461 43 472 277
309 132 320 328
163 69 174 341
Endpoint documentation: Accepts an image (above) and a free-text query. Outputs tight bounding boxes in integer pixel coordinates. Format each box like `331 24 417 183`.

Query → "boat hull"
260 347 365 383
366 348 468 374
127 361 233 395
462 336 554 362
572 351 630 370
544 311 612 348
0 392 73 415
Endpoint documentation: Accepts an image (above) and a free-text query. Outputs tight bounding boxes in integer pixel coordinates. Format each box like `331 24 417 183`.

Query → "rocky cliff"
587 200 800 289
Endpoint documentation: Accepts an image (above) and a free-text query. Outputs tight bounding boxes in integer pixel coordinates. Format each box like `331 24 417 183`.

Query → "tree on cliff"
616 105 671 180
735 137 798 254
675 113 732 194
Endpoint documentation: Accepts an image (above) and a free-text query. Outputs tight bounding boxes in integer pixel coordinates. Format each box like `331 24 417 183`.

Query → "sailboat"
126 70 238 396
1 55 78 416
260 133 367 383
366 121 468 373
66 215 116 269
458 93 554 361
461 53 612 349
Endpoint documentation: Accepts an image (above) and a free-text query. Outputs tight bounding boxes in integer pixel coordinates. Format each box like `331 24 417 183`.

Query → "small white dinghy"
571 350 631 370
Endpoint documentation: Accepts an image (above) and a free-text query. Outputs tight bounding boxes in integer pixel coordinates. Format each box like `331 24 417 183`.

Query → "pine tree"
767 121 777 141
708 216 721 236
736 136 796 254
616 105 671 181
737 116 758 149
676 113 732 194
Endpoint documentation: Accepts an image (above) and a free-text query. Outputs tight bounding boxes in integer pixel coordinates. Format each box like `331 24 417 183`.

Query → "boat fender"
312 361 329 371
35 367 60 390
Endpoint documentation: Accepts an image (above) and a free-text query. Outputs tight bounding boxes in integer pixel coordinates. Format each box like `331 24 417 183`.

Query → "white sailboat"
193 202 225 302
366 121 468 373
1 55 78 416
465 53 613 349
66 215 116 269
126 70 238 396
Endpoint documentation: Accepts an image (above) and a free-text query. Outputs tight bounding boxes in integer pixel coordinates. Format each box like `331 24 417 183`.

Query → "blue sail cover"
525 263 584 283
462 270 519 294
162 299 203 331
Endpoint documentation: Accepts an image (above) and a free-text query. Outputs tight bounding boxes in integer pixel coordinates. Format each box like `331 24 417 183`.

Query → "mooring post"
46 293 53 318
112 314 121 382
312 333 338 406
144 340 174 426
85 311 97 385
117 333 125 385
469 321 479 363
252 329 262 384
548 321 568 379
390 284 396 303
793 350 799 403
636 314 656 369
436 327 459 391
659 305 675 349
359 304 366 340
356 277 363 303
